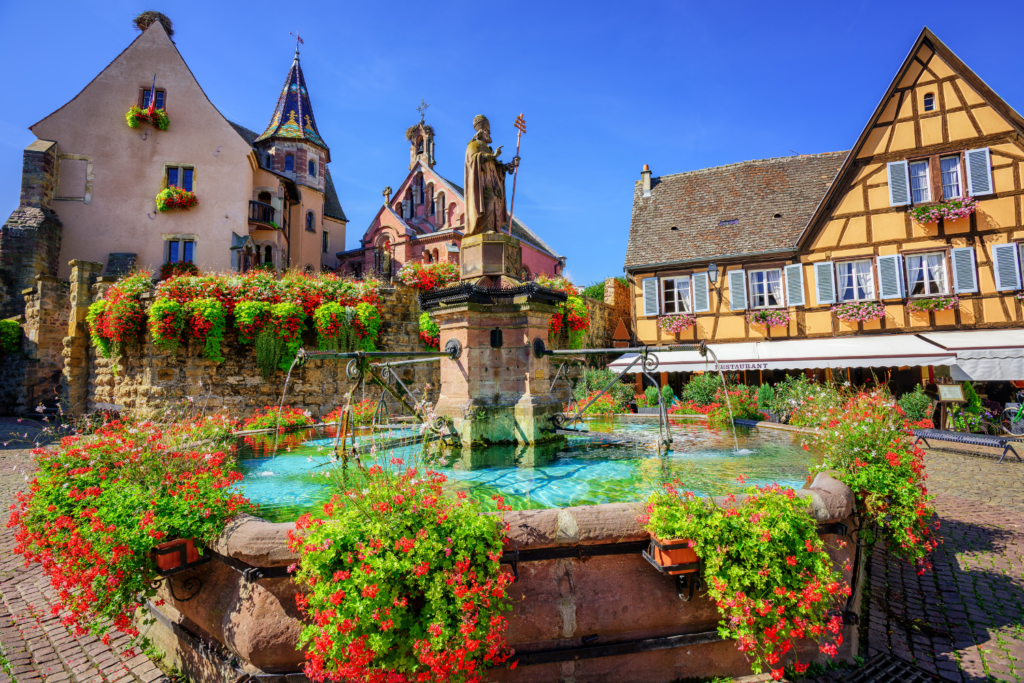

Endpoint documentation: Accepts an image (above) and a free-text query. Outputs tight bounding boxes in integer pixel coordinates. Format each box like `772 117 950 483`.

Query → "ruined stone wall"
604 276 631 340
82 283 440 417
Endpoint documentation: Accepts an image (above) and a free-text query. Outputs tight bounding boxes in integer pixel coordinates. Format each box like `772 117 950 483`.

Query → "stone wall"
604 276 631 341
79 281 440 417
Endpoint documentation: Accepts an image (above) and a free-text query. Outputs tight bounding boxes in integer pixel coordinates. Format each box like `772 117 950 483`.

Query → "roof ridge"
647 151 848 182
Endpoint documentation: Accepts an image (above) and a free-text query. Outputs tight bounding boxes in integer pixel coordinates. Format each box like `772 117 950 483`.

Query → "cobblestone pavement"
0 418 169 683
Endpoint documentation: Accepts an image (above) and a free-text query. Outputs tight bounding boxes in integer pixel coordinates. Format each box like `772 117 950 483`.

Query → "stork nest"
133 11 174 37
405 123 435 142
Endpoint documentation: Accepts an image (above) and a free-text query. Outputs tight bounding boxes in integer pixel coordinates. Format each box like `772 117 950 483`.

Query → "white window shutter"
784 264 805 307
692 272 710 313
965 147 993 196
642 278 659 316
950 247 978 294
728 270 747 310
876 254 905 299
887 160 911 206
813 261 836 305
991 243 1022 291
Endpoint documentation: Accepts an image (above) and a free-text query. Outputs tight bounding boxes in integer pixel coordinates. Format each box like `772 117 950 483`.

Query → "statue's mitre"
472 115 490 130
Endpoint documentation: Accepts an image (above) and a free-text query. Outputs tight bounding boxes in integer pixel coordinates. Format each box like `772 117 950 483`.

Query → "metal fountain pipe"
369 356 443 368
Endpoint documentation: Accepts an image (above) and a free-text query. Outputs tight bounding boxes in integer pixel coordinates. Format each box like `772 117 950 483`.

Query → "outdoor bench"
912 428 1022 464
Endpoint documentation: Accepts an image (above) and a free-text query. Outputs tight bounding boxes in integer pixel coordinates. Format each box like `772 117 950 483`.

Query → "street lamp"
707 262 719 284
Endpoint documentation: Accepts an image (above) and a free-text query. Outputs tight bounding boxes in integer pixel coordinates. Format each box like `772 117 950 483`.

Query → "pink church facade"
336 121 564 280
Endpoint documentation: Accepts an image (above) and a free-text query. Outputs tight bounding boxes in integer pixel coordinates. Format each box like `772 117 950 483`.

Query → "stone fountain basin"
148 473 861 683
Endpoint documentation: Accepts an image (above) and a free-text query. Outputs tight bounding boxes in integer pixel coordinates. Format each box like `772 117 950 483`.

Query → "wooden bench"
912 428 1022 464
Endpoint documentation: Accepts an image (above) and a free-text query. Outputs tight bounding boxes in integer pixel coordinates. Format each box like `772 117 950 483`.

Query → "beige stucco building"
3 15 345 283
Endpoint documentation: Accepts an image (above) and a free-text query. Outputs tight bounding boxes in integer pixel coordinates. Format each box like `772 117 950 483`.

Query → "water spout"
702 347 740 453
273 353 302 453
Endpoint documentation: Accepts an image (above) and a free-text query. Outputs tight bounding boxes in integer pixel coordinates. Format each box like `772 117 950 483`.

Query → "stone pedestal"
459 232 527 287
432 298 564 445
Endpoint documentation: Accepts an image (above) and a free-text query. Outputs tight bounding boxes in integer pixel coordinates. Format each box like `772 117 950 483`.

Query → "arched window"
264 246 273 266
425 250 433 263
257 191 271 203
308 160 316 177
924 93 935 112
306 211 315 232
285 154 294 172
417 137 424 154
432 249 439 262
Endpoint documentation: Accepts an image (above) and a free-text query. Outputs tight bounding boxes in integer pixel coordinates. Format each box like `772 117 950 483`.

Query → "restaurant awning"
919 330 1024 381
608 335 958 374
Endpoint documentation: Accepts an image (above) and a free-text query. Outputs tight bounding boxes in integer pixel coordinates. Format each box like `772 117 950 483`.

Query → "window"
718 219 739 226
940 156 962 199
909 160 930 203
322 230 329 253
306 211 315 232
923 93 935 112
661 277 691 314
264 246 273 265
167 166 194 192
906 252 948 296
836 260 875 302
285 154 294 172
166 239 195 264
142 89 165 110
308 160 316 177
265 154 273 168
748 269 784 308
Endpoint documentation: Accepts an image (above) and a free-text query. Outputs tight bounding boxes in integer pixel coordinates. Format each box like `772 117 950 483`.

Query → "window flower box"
156 186 198 212
910 196 977 225
832 301 886 323
746 309 789 329
658 313 696 334
153 538 200 572
906 295 959 313
645 536 700 576
126 105 169 131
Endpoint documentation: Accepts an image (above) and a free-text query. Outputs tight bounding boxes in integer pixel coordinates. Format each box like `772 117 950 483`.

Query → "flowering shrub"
324 399 377 427
746 309 790 329
87 273 152 359
288 457 514 682
0 319 21 356
8 417 251 643
159 261 200 281
242 405 315 432
125 105 169 131
642 483 847 678
910 195 977 224
155 186 197 212
268 302 307 371
396 261 460 290
418 312 440 350
658 313 696 334
147 299 186 353
354 302 382 352
768 375 841 427
906 295 959 313
670 386 761 427
234 301 272 344
185 298 227 363
832 301 885 323
313 302 358 352
897 385 933 424
806 390 939 568
536 275 591 349
576 390 618 415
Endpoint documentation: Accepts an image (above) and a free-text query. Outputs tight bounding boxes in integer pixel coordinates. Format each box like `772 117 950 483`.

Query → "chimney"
641 164 652 198
20 140 58 210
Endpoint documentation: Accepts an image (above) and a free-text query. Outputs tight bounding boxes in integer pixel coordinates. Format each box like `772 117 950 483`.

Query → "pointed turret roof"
255 46 329 156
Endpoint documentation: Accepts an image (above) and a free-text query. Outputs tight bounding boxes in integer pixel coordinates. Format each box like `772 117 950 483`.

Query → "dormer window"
718 219 739 226
308 160 316 177
142 89 165 110
285 154 294 172
923 93 935 112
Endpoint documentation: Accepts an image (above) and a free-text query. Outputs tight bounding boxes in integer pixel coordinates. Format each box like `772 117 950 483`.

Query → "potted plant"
832 301 885 323
906 295 958 313
910 195 977 224
154 538 200 572
658 313 696 335
746 309 790 329
156 186 198 211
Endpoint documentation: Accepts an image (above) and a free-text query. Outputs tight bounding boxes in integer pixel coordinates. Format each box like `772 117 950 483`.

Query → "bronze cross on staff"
416 99 430 122
507 113 526 235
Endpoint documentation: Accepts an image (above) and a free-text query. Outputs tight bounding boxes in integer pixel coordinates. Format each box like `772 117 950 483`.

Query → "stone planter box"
143 473 862 683
635 406 660 415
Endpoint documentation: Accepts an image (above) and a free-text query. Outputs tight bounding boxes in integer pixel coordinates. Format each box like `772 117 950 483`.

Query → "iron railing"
248 200 276 225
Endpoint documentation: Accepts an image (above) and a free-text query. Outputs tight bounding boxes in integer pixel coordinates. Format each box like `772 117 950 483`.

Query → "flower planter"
647 536 698 575
154 538 200 572
636 407 661 415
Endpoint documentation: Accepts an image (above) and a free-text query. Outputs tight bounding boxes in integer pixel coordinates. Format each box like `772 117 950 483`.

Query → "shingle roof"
438 175 563 260
625 152 847 270
323 167 347 222
254 52 328 152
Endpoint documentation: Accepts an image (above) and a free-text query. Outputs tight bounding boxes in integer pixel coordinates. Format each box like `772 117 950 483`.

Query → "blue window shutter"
991 243 1021 291
965 147 993 196
728 270 747 310
784 264 805 307
876 254 905 299
887 161 911 206
813 262 835 305
642 278 659 317
950 247 978 294
692 273 710 313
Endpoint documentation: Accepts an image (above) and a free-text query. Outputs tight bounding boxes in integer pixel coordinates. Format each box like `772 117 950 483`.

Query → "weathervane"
290 31 304 57
507 113 526 235
416 99 430 123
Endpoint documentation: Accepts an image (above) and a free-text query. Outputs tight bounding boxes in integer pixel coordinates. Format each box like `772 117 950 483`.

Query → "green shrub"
897 385 933 423
582 281 607 299
769 374 841 426
574 369 633 410
661 384 674 405
681 373 723 406
757 383 775 410
645 386 659 406
962 381 982 415
0 319 21 356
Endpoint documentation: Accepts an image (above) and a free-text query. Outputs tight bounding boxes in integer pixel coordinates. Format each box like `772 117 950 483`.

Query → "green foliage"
234 301 272 345
354 302 381 352
757 383 775 410
255 328 284 379
643 485 847 676
242 405 314 431
418 312 440 349
185 298 226 363
125 105 169 130
573 369 634 411
681 372 723 406
0 319 21 356
87 300 112 358
313 302 357 352
644 386 659 406
269 302 307 372
962 381 982 414
769 374 841 427
661 384 675 405
147 298 185 353
897 385 933 423
582 281 607 299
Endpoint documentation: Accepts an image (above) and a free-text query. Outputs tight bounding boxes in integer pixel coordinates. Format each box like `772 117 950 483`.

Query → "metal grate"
841 653 938 683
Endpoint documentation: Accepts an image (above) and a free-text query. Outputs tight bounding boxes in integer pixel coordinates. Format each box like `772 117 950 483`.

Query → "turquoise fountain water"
233 418 813 523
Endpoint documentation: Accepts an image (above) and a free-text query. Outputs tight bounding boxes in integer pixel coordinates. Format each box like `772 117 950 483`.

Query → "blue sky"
1 1 1021 286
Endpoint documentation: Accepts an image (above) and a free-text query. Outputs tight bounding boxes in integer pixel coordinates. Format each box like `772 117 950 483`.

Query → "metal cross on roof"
416 99 430 122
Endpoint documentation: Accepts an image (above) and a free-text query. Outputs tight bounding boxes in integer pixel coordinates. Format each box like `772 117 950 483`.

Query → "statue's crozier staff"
464 115 519 237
